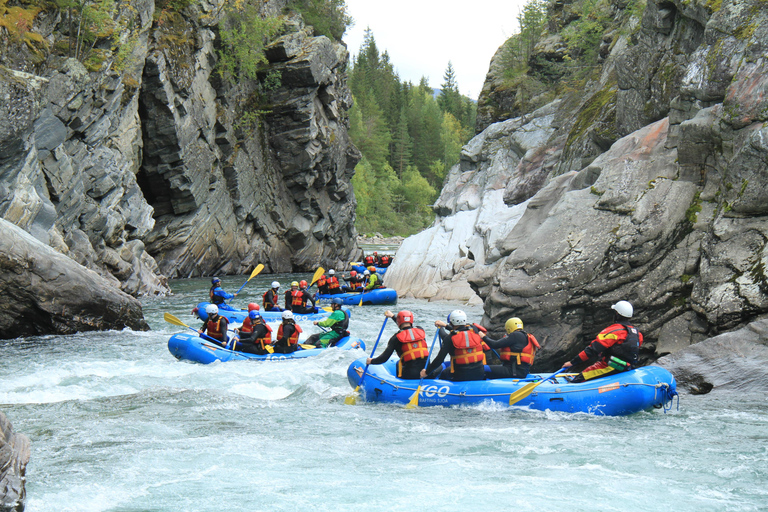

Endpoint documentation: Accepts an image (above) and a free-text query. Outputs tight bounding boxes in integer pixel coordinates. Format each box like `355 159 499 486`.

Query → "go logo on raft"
419 385 451 403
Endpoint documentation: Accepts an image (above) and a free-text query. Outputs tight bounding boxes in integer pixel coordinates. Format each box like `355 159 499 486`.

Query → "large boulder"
0 412 30 512
0 218 149 338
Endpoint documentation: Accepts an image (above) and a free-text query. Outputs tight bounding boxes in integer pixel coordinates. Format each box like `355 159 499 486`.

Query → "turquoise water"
1 275 767 512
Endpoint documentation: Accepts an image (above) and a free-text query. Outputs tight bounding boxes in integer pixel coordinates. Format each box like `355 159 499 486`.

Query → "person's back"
274 311 302 353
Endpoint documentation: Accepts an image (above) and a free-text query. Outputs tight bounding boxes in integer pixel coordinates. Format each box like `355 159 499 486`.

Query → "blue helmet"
211 277 221 285
249 310 261 321
331 297 343 305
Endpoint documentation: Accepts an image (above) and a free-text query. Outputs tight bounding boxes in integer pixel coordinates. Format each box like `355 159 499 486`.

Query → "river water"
2 274 767 512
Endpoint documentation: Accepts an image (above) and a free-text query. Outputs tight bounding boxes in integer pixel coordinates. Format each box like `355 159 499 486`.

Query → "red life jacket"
379 255 390 266
395 327 429 377
206 316 227 342
240 317 254 334
499 332 540 365
291 290 306 307
327 276 340 290
450 329 486 371
364 255 375 266
317 276 327 287
277 322 303 346
263 289 277 309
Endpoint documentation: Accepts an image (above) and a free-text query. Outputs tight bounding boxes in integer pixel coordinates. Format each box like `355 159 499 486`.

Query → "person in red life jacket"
262 281 282 311
209 277 237 310
420 310 487 382
232 310 273 355
273 310 302 354
367 310 429 379
326 269 342 294
315 273 329 295
286 281 316 313
198 304 228 347
363 253 376 267
482 317 540 379
342 271 364 292
378 254 391 267
562 300 643 382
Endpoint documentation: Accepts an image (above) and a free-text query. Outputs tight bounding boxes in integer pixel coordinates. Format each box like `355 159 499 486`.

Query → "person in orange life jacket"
325 269 343 294
285 281 316 314
210 277 237 310
420 310 487 382
198 304 229 346
342 271 364 292
482 317 540 379
262 281 282 311
315 273 329 295
232 310 273 355
364 267 383 291
367 310 429 380
273 310 302 354
562 300 643 383
363 254 376 267
377 254 392 267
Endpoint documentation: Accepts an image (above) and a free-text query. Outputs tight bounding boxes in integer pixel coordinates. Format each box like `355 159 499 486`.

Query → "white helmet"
448 310 467 326
272 281 280 289
282 310 294 320
363 270 370 276
611 300 634 318
205 304 218 316
328 269 335 275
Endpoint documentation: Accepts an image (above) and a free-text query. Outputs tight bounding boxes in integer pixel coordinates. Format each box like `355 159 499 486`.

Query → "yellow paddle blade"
358 294 363 307
300 344 317 350
248 264 265 281
344 385 361 405
164 312 190 329
266 345 274 354
508 381 540 405
349 261 361 266
310 267 325 286
404 386 421 409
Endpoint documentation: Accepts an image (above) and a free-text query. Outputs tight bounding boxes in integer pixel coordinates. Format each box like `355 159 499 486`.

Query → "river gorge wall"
1 0 360 300
386 0 768 371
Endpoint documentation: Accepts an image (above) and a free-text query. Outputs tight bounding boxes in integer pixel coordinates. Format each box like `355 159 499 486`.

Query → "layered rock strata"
0 412 29 512
388 0 768 371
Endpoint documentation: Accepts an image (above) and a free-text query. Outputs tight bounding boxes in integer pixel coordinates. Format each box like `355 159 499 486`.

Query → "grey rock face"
393 0 768 374
0 219 149 339
0 412 30 512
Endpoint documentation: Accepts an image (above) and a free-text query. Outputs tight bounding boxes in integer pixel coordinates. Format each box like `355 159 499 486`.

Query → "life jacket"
331 309 350 335
364 255 375 266
277 322 303 346
379 255 390 266
291 290 306 307
240 317 255 334
263 289 277 308
349 277 363 290
499 332 540 365
210 286 225 305
317 276 327 287
206 316 226 341
253 323 273 350
327 276 340 290
450 329 486 371
604 323 641 366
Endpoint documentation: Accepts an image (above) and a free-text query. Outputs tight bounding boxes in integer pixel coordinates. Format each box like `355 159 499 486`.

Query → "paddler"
420 310 486 382
482 317 539 379
198 304 228 347
306 298 349 348
367 310 429 379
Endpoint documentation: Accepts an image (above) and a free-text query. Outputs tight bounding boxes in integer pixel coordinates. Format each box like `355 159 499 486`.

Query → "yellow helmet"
291 281 299 287
505 317 523 333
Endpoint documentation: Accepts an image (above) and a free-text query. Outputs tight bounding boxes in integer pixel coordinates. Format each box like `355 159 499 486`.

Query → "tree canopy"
349 29 476 236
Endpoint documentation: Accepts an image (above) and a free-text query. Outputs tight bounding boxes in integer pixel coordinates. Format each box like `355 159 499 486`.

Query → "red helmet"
368 266 376 272
299 280 308 288
395 310 414 327
248 303 260 311
373 251 378 255
350 271 357 277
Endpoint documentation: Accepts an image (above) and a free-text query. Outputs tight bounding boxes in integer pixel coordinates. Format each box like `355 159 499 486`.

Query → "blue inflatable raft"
351 264 388 275
346 359 678 416
169 332 366 364
194 302 344 324
315 288 398 306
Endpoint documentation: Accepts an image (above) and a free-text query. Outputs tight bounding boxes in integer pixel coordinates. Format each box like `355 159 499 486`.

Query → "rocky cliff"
387 0 768 374
0 0 360 305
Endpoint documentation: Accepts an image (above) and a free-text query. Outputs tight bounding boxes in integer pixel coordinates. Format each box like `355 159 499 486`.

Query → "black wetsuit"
273 322 300 353
234 323 272 355
369 328 428 380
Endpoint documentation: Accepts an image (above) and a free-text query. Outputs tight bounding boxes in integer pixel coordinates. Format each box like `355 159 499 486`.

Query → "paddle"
164 312 226 347
508 368 568 405
344 317 388 405
309 267 325 287
235 264 265 295
405 330 441 409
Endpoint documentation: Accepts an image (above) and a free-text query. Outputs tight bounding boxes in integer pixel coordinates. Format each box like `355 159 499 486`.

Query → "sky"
342 0 530 100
